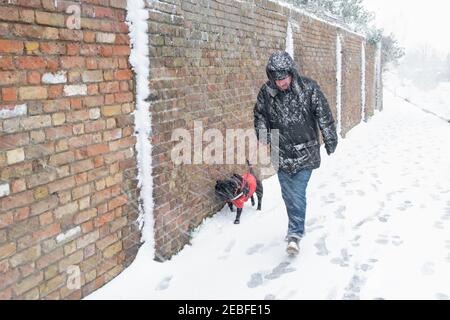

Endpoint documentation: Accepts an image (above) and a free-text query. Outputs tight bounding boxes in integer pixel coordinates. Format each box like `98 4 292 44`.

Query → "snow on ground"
387 72 450 121
87 81 450 300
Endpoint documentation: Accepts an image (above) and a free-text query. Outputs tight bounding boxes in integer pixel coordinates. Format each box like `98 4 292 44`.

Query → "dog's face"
215 175 242 202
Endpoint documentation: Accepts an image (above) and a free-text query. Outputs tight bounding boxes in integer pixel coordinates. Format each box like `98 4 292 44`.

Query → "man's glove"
325 140 337 156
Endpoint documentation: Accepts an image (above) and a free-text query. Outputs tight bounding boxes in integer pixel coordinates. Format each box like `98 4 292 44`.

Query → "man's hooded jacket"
254 51 338 176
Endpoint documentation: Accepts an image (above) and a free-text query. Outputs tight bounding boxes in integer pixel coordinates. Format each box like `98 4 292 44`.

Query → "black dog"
215 160 263 224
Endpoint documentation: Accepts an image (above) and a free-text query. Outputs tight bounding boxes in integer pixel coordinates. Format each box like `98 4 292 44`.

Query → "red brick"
115 34 129 45
112 45 130 56
46 57 59 72
0 7 20 22
0 132 30 150
105 94 115 105
35 11 65 27
33 223 61 243
12 207 30 222
39 211 53 226
80 44 98 56
108 195 128 211
114 92 133 103
0 190 34 211
48 85 63 99
17 57 47 70
100 45 113 57
75 173 88 186
83 96 104 107
95 6 115 18
0 212 13 227
10 179 27 193
84 31 96 43
36 248 64 270
19 86 48 100
0 56 14 70
94 156 104 168
99 82 120 94
19 9 36 23
110 0 127 9
119 82 129 92
27 71 41 85
14 24 59 40
60 57 85 69
81 220 94 234
71 98 83 109
59 29 84 42
67 43 81 56
0 39 23 53
1 88 18 101
86 143 109 157
114 69 132 80
87 84 99 95
48 176 76 194
40 42 66 55
85 58 97 69
66 110 89 123
0 269 20 292
16 0 42 8
0 71 26 86
98 58 117 69
94 211 115 227
85 120 105 133
45 125 73 140
71 159 95 174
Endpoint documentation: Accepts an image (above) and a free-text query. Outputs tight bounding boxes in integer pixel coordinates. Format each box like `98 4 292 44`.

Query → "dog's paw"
234 220 240 225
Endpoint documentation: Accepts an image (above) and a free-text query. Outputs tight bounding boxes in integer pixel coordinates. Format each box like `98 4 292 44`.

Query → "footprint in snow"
265 261 296 280
421 262 435 276
247 273 264 288
434 221 444 230
314 236 329 256
334 206 346 219
397 200 413 211
246 244 264 256
218 239 236 260
378 214 390 223
156 276 173 291
330 249 351 267
375 235 389 245
224 239 236 253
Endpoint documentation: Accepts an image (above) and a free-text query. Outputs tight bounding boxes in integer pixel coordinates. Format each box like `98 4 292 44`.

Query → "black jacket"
254 51 338 176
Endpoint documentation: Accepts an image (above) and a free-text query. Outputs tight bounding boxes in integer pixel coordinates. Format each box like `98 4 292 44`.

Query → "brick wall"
0 0 381 299
147 0 379 260
0 0 140 299
365 42 376 121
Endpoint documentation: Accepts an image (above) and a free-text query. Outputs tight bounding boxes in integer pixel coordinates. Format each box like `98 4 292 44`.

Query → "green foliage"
381 33 405 70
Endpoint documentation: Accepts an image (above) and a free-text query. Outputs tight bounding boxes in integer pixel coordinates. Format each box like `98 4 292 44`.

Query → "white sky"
363 0 450 57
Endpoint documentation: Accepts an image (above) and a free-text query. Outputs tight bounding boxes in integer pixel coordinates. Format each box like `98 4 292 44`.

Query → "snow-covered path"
87 86 450 300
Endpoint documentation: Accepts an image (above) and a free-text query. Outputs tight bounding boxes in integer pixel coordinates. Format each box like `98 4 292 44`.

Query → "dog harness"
230 173 257 209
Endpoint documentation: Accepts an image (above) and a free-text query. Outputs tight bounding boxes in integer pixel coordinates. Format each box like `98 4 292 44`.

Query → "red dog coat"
230 173 257 209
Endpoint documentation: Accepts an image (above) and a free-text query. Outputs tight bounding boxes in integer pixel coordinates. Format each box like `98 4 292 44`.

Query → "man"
254 51 338 256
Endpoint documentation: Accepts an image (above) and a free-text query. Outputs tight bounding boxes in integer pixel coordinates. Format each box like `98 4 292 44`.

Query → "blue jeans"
277 169 313 241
